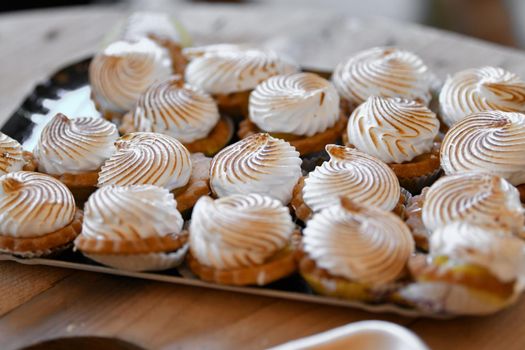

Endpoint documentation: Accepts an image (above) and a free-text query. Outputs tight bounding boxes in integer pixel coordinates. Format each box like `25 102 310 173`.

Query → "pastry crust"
147 34 187 75
74 230 188 255
0 209 83 255
238 113 347 156
183 117 234 156
49 170 99 205
22 151 37 172
187 232 301 286
173 154 211 213
213 90 251 119
91 90 125 123
517 184 525 203
291 177 409 222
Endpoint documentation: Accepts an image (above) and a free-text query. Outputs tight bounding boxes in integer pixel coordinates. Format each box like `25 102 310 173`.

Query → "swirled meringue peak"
89 37 173 113
347 96 439 163
441 111 525 186
33 113 118 174
184 46 299 95
422 173 524 235
0 132 25 176
303 198 414 286
303 145 400 213
210 133 302 204
189 194 294 269
430 221 525 283
0 171 75 237
98 132 192 191
439 66 525 127
130 76 220 143
332 47 433 106
249 72 340 136
82 185 183 241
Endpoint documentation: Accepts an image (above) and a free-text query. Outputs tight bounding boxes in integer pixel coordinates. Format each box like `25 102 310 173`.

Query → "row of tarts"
1 13 525 315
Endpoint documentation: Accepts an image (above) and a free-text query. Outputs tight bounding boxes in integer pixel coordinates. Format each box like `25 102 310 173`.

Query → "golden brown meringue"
332 47 433 107
210 133 302 204
439 66 525 127
422 173 524 235
303 145 400 213
0 132 27 176
98 132 192 191
441 111 525 186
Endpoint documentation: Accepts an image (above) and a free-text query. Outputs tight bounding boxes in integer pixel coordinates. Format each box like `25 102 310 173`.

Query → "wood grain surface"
1 4 525 350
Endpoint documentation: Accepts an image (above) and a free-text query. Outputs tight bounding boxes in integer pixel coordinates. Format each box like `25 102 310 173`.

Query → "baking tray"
0 57 453 318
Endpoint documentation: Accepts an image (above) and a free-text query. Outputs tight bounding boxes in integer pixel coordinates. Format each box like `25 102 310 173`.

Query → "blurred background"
2 0 525 48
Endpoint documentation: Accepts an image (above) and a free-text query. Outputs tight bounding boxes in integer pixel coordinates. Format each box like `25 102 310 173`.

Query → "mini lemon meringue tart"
332 47 433 113
120 76 233 156
238 72 346 155
98 132 209 212
401 222 525 315
440 111 525 201
0 132 36 175
405 173 524 250
187 193 299 285
439 66 525 128
299 198 414 302
184 45 299 118
291 145 406 222
0 171 82 257
33 113 118 204
209 133 302 204
89 37 173 121
345 96 441 194
109 12 191 75
74 185 188 271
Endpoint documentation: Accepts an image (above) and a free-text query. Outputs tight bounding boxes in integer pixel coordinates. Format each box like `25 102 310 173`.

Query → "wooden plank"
0 271 410 350
0 261 72 317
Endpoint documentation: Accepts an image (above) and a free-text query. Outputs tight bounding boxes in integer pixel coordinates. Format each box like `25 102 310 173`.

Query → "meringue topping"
89 37 173 113
441 111 525 186
422 173 524 235
184 46 299 95
439 66 525 127
130 76 220 143
210 133 302 204
302 198 414 286
82 185 183 241
189 194 294 269
0 132 25 176
249 72 340 136
430 221 525 283
347 97 439 163
0 171 75 237
303 145 400 213
332 47 432 106
34 113 118 174
98 132 192 191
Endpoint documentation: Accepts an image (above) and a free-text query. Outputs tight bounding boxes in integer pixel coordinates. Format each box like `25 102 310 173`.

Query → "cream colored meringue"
33 114 118 174
441 111 525 186
303 145 400 213
422 173 524 235
430 221 525 283
82 185 183 241
439 66 525 127
98 132 192 191
183 43 246 59
89 37 173 113
332 47 432 106
184 46 298 95
0 132 25 176
210 133 302 204
189 194 294 269
302 199 414 286
249 72 340 136
347 97 439 163
0 171 75 237
130 76 220 143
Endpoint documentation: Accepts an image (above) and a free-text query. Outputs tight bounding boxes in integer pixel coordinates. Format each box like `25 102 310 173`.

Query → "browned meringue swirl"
0 132 25 176
440 111 525 186
98 132 192 191
0 171 75 237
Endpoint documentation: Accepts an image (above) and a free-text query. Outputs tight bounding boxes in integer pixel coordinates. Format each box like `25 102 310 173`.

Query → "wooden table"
1 5 525 350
